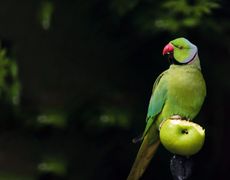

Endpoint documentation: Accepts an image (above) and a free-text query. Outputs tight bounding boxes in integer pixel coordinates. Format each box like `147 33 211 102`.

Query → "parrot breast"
156 64 206 127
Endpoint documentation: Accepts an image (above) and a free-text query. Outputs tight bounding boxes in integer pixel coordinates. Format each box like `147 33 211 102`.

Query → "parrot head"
162 37 197 64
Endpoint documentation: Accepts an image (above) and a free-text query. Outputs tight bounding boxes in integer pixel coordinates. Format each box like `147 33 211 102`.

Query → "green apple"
159 119 205 156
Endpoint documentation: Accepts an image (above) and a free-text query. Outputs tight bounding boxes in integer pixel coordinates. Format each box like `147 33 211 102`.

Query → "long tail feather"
127 124 160 180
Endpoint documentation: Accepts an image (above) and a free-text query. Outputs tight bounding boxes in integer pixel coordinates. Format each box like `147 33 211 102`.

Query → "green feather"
147 71 167 118
142 71 168 140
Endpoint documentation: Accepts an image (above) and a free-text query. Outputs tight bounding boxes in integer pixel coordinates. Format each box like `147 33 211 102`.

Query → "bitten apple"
159 119 205 156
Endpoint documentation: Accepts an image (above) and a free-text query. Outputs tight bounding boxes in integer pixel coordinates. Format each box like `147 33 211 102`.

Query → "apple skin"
159 119 205 156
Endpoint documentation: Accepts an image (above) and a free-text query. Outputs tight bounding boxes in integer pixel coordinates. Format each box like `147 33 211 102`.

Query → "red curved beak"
162 43 174 55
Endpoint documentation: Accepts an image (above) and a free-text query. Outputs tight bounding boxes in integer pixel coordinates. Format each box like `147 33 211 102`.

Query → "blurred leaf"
37 111 67 128
7 61 21 105
38 157 67 176
86 106 131 130
0 47 21 105
8 81 21 105
9 61 19 78
0 49 8 89
38 1 54 30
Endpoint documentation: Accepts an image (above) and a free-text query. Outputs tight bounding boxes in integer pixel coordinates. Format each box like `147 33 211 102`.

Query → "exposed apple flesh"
159 119 205 156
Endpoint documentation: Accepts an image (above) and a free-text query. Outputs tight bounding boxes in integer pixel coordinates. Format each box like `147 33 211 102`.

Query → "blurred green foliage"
38 1 54 30
84 106 131 130
0 48 20 105
37 111 67 128
38 157 67 176
109 0 219 32
156 0 219 31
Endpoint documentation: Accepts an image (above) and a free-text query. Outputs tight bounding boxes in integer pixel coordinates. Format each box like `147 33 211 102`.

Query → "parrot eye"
171 42 183 50
175 45 183 49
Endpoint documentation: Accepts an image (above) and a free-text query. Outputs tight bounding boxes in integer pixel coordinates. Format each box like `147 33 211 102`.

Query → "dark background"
0 0 229 179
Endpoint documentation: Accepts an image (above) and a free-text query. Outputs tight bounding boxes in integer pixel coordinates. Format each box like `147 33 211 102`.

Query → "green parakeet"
127 37 206 180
